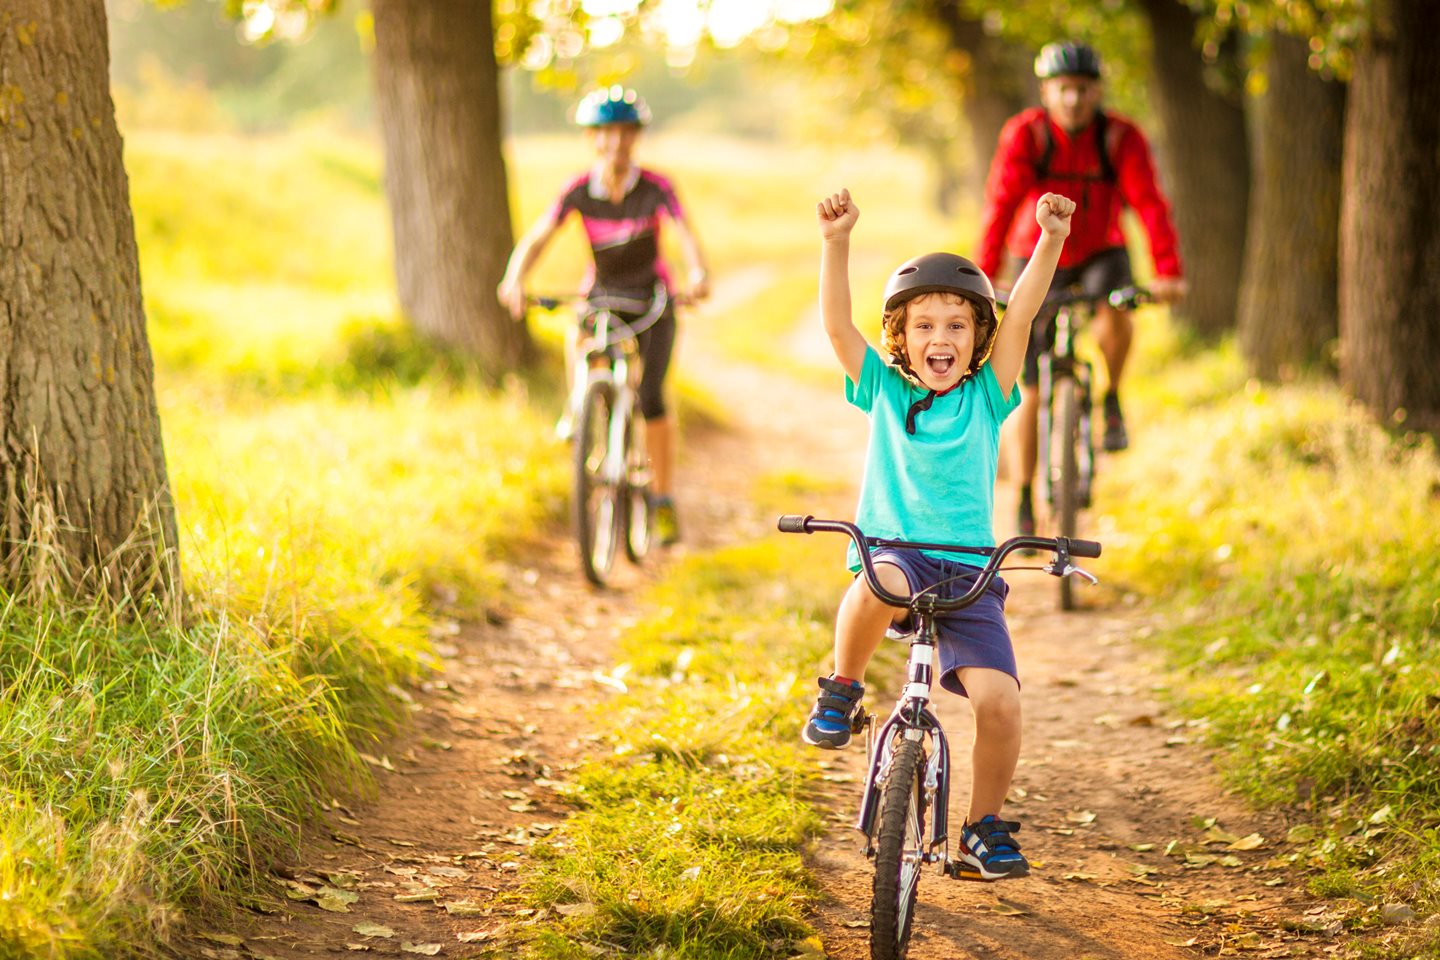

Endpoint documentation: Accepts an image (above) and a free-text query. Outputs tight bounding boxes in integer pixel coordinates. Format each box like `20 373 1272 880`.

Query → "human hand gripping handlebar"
776 515 1101 612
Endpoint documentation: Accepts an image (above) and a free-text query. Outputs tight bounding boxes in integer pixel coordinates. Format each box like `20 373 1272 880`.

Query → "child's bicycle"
1003 284 1147 610
531 287 669 586
777 514 1101 960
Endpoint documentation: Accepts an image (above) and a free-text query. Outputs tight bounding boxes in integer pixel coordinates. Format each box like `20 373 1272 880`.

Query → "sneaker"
1102 392 1129 452
654 496 680 546
956 815 1029 880
801 676 864 749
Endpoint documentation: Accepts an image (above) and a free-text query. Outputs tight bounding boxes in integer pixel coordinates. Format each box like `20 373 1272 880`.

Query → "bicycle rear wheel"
574 379 619 586
1051 375 1082 610
870 736 927 960
620 404 652 564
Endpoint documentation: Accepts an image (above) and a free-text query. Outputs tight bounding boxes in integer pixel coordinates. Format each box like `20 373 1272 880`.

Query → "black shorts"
1008 247 1132 385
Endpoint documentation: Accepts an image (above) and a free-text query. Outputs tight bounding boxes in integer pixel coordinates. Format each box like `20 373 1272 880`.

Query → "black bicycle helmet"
883 252 996 315
1034 41 1102 79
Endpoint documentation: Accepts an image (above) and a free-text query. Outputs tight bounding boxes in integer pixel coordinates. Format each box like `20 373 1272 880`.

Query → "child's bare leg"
833 561 909 681
955 666 1022 821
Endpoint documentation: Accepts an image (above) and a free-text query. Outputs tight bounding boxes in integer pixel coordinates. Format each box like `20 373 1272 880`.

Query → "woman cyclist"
498 86 710 546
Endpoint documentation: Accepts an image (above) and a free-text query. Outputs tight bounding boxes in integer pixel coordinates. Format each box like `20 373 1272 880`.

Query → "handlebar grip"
1068 538 1102 559
776 514 811 534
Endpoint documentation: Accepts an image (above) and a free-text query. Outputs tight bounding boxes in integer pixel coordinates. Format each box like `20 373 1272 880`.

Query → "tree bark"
370 0 530 372
1237 31 1346 381
0 1 179 601
1138 0 1250 339
925 1 1033 199
1338 0 1440 437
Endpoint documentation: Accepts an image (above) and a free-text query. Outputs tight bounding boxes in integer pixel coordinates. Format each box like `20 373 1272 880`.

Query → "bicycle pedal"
944 860 988 882
850 706 870 734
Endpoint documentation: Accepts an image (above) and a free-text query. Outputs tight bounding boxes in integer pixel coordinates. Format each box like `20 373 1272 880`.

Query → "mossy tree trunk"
1338 0 1440 437
1238 31 1346 381
1138 0 1250 340
0 1 179 601
370 0 531 374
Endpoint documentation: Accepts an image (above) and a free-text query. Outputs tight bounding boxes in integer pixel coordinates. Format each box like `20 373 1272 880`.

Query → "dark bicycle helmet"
574 86 652 127
883 252 996 314
1034 41 1102 79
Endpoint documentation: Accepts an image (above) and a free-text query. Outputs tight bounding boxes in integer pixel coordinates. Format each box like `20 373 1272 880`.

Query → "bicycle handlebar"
995 285 1151 312
776 514 1100 612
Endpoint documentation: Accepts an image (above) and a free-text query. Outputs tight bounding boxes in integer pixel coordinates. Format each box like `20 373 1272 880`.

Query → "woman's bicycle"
1004 284 1146 610
531 287 669 586
777 514 1100 960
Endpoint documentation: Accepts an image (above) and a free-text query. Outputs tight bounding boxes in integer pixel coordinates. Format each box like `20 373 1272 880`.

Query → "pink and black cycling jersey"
545 166 685 295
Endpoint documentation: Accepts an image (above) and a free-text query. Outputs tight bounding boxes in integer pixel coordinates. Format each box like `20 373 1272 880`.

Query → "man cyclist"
976 41 1185 537
498 86 710 546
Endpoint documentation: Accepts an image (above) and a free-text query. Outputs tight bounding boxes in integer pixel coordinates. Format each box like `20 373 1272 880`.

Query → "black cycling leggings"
632 301 676 420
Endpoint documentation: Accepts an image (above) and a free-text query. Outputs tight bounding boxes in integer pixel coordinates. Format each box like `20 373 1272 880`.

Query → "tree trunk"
925 1 1033 198
1338 0 1440 437
1138 0 1250 339
1237 31 1346 380
0 0 178 600
370 0 530 372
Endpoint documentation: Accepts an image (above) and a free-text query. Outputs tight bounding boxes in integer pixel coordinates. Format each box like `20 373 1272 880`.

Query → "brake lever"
1044 560 1098 585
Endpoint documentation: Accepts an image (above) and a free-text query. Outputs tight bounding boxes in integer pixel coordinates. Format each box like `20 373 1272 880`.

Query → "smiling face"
1040 75 1103 133
588 122 640 174
903 292 979 392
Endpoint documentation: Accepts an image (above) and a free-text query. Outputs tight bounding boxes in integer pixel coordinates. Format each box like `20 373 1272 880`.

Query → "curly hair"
880 291 998 384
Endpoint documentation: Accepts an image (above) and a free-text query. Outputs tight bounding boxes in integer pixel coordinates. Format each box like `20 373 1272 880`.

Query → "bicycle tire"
574 379 619 586
1053 375 1082 610
621 404 652 564
870 736 927 960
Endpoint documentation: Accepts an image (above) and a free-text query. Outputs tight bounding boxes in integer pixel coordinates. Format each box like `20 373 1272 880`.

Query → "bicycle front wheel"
870 736 927 960
1051 375 1082 610
620 404 652 564
574 379 620 586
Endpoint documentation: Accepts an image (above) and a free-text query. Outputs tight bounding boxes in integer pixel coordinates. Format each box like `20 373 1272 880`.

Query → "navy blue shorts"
869 547 1016 698
1009 246 1133 384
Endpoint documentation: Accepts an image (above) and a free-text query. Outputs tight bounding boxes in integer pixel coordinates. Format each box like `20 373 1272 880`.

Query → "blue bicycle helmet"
1034 41 1102 79
574 86 652 127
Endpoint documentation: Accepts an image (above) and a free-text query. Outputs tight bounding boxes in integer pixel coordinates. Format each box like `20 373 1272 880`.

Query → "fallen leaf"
428 866 469 879
555 902 596 917
992 899 1029 916
1063 872 1097 881
395 890 440 903
353 922 395 939
401 944 442 956
199 933 244 946
1164 937 1199 947
1065 810 1097 824
359 753 396 772
443 901 486 917
1227 833 1266 851
457 931 493 943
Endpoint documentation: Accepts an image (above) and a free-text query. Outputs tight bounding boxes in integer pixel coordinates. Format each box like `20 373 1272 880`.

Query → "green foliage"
1195 0 1373 80
1092 314 1440 918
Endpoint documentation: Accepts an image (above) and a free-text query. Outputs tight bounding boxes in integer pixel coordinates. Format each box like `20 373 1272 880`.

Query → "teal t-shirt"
845 346 1021 570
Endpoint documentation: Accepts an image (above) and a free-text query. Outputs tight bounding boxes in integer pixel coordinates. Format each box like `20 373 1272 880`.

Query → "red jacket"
976 107 1183 281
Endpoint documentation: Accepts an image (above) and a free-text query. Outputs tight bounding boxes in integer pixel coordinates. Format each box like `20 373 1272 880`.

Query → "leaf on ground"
1063 872 1098 881
1203 826 1242 845
1227 833 1266 851
345 946 371 953
359 753 396 772
315 896 353 913
388 838 418 847
428 865 469 879
353 922 395 938
554 902 596 917
1286 824 1317 844
443 901 486 917
842 919 869 929
457 931 494 943
1163 937 1199 947
395 889 440 903
992 899 1029 916
1066 810 1097 824
199 933 244 946
401 944 443 955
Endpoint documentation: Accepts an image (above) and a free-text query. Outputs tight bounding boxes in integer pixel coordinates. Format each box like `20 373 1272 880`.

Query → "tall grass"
1091 315 1440 946
0 127 569 955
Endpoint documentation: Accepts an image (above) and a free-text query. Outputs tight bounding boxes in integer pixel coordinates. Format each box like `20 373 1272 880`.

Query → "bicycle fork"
855 636 955 874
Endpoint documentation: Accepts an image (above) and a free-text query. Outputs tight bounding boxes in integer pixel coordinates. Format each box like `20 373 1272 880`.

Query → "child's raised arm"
817 189 867 383
987 192 1075 393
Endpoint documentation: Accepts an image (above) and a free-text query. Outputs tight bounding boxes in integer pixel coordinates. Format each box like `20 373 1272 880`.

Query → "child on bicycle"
497 86 710 546
806 187 1074 881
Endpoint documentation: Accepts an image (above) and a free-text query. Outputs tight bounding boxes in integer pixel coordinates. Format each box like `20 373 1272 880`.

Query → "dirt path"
185 278 1339 959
